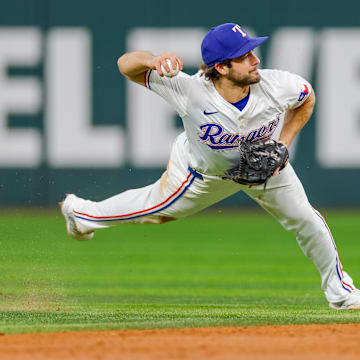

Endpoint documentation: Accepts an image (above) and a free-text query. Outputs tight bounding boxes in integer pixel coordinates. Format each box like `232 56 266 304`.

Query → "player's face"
226 51 261 86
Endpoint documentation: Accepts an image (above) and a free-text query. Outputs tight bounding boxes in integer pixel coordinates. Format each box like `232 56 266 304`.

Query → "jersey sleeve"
269 70 313 110
144 69 191 118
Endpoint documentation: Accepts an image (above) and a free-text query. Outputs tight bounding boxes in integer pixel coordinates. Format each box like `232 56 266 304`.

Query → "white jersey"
145 68 312 176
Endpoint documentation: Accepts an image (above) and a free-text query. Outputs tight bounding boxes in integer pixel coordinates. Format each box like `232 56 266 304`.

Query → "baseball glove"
224 139 289 185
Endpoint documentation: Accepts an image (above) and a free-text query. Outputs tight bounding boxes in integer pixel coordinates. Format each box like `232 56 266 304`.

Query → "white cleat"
59 194 94 241
329 289 360 310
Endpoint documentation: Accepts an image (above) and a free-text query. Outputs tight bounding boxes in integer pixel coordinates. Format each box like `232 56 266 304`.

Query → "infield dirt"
0 323 359 359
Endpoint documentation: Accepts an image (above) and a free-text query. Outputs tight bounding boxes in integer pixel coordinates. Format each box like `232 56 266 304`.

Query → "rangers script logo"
198 118 279 150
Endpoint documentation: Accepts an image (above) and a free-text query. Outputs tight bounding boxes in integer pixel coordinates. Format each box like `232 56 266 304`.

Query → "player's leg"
60 133 241 239
243 164 359 309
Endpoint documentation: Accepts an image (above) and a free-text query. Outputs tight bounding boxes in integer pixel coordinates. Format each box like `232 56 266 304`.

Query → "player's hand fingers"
159 53 182 71
175 56 183 71
169 58 177 71
155 61 164 76
168 55 182 71
149 55 163 75
168 55 181 72
153 53 182 76
154 55 171 74
161 57 171 72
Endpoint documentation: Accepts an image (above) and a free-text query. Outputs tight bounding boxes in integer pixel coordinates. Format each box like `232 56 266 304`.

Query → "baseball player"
60 23 360 310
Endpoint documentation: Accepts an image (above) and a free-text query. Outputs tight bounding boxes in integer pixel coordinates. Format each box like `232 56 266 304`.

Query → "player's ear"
214 62 229 76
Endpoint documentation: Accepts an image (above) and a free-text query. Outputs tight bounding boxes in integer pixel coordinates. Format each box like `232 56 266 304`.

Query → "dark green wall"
0 0 359 206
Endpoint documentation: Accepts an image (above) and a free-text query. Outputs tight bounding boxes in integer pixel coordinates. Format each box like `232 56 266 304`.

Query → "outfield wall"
0 0 360 206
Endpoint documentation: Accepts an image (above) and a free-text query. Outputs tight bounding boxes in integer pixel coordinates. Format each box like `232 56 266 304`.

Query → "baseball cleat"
329 289 360 310
59 194 94 241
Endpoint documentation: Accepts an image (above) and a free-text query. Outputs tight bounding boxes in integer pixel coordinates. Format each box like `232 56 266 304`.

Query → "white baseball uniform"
69 68 357 304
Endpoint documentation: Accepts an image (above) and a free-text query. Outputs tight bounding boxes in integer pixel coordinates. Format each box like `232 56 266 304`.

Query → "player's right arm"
117 51 183 86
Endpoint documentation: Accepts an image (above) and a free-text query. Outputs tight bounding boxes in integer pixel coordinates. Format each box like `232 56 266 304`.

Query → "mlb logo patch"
298 84 309 101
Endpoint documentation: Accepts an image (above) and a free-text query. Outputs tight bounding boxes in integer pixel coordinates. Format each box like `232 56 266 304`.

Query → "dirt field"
0 324 359 359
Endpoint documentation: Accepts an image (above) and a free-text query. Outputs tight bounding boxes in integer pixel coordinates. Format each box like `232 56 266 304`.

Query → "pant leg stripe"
342 281 354 291
313 208 353 293
74 172 195 222
336 262 352 293
313 208 337 250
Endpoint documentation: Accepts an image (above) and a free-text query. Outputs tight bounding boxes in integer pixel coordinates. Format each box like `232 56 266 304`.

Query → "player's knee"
139 215 177 224
157 216 177 224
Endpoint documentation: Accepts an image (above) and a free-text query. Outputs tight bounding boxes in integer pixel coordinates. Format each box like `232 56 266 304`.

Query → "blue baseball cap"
201 23 268 67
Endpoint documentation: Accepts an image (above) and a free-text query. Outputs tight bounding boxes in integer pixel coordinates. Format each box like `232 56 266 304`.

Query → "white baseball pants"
70 133 356 304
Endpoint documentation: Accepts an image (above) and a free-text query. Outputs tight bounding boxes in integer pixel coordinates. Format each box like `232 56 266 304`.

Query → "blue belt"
188 167 204 180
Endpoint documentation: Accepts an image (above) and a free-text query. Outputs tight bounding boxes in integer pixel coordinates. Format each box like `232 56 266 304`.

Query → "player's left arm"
279 90 316 148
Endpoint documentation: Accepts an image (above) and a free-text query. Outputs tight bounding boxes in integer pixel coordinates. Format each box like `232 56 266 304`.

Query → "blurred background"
0 0 359 208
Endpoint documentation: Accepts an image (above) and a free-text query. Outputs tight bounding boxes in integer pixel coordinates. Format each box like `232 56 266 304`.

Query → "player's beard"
227 68 261 86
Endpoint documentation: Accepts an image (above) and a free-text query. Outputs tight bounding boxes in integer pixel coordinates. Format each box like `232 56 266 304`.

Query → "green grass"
0 208 360 334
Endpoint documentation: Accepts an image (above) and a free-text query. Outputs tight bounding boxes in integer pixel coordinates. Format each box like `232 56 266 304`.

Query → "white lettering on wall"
317 29 360 167
0 28 42 167
1 25 360 170
45 28 125 167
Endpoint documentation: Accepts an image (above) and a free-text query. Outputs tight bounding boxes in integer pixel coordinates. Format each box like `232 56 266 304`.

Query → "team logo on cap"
232 24 247 37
